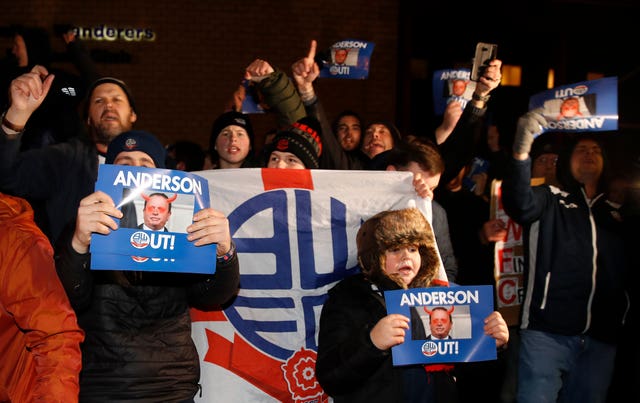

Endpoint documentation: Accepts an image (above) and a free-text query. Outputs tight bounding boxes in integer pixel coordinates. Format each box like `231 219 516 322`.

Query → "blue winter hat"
106 130 166 168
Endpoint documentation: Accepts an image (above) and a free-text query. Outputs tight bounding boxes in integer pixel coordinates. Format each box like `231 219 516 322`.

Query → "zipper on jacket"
540 272 550 309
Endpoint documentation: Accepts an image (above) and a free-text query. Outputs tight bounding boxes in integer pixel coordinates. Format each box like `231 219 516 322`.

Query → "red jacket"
0 193 84 402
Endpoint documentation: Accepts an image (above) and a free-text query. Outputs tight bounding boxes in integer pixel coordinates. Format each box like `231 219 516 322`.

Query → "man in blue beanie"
54 128 240 402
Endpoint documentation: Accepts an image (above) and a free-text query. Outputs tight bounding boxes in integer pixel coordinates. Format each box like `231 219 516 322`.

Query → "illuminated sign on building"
73 25 156 42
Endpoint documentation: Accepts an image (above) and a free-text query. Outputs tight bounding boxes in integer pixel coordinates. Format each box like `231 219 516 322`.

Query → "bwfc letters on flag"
191 168 447 402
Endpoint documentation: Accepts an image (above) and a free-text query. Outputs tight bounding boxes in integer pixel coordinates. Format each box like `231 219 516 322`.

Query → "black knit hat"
267 116 323 169
85 77 137 116
106 130 166 168
209 111 254 154
530 133 561 161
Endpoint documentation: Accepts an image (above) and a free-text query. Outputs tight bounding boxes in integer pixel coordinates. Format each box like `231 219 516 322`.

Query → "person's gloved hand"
513 109 547 155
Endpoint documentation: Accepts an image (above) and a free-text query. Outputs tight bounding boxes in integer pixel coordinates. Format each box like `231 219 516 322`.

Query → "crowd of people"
0 28 635 403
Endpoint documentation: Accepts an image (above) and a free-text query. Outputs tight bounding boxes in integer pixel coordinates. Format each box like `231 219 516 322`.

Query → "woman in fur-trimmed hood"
316 208 508 402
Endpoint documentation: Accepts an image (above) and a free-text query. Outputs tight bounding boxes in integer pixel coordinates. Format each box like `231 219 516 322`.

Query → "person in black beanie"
209 110 258 169
362 120 404 170
316 207 508 402
265 116 323 169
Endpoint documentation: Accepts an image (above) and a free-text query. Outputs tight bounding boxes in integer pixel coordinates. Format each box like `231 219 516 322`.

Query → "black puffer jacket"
54 225 240 402
316 273 437 403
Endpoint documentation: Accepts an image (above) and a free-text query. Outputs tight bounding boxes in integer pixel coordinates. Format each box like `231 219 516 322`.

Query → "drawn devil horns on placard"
423 305 455 315
141 192 178 203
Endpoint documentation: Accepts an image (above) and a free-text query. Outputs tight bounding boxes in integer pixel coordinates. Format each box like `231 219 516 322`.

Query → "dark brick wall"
1 0 399 153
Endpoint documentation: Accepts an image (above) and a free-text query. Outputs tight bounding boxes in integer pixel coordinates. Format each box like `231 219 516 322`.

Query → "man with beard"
0 65 138 244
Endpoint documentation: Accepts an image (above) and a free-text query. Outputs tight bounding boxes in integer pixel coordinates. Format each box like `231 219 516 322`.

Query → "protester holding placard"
315 208 508 402
54 130 240 402
293 39 503 175
290 40 369 170
501 110 630 403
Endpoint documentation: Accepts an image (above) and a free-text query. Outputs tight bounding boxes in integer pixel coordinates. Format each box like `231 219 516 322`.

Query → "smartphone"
470 42 498 81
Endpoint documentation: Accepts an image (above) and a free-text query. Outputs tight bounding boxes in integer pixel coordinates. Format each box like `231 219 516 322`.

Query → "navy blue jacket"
502 157 629 343
54 224 240 402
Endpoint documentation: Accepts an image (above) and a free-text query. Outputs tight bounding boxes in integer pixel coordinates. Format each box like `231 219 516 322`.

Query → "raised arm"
246 59 306 128
2 65 54 136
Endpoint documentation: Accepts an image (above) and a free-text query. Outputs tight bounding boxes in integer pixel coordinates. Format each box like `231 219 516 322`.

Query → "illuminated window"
501 65 522 87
